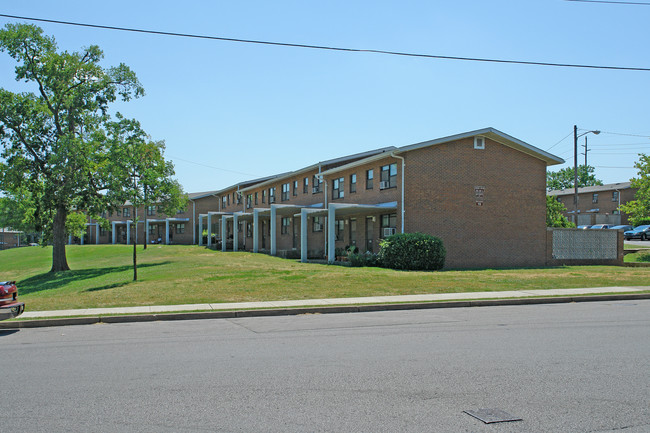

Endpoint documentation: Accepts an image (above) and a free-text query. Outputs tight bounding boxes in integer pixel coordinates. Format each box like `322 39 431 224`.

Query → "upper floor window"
474 136 485 149
246 194 253 209
303 177 309 193
123 207 130 217
222 196 227 208
332 177 345 199
350 174 357 193
293 180 298 196
254 192 258 205
380 163 397 189
612 191 619 202
236 192 242 205
262 190 266 204
366 169 374 189
146 206 156 216
282 183 290 201
227 194 230 206
592 193 598 203
269 187 276 204
312 175 323 193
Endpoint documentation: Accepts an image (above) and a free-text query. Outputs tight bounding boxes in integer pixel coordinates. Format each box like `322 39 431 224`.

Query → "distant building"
547 182 636 226
0 228 22 249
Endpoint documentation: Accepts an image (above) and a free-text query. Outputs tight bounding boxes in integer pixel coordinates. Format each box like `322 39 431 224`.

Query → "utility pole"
582 136 589 167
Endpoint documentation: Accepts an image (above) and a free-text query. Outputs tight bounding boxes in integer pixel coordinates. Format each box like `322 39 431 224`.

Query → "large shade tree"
0 23 144 271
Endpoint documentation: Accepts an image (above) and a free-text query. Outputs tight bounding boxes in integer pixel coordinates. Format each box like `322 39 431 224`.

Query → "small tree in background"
546 196 575 228
620 154 650 226
546 165 603 191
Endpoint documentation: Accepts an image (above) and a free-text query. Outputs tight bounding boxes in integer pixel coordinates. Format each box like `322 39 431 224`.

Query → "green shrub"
378 232 446 271
348 251 380 267
636 251 650 262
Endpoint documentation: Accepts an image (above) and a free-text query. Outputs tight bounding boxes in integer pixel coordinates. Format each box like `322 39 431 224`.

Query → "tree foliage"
546 165 603 192
620 154 650 226
546 196 575 228
0 23 144 271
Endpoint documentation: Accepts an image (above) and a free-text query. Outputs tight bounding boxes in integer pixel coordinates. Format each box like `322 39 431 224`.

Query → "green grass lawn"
1 245 648 311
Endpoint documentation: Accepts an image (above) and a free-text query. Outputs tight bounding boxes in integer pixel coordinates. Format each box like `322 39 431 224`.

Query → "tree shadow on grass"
18 261 172 295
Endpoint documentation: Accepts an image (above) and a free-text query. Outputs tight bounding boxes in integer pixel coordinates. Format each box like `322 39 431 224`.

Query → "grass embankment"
0 245 648 311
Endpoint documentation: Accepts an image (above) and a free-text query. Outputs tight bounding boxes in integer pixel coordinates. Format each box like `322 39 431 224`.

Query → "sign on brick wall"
475 186 485 206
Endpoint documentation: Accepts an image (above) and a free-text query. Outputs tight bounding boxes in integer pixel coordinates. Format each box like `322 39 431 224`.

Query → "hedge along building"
200 128 563 268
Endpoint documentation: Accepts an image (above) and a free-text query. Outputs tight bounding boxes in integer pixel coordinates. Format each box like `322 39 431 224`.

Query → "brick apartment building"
547 182 636 226
82 127 563 269
0 228 22 249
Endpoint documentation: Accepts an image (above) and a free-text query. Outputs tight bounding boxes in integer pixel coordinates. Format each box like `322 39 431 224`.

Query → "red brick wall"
404 137 548 268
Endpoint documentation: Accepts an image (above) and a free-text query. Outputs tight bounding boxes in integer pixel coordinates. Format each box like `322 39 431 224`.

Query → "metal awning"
302 201 398 218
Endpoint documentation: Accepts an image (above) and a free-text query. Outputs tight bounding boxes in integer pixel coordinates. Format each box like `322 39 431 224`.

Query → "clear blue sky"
1 0 649 193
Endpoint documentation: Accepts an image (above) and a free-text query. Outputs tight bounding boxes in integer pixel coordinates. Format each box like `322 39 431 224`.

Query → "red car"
0 281 25 321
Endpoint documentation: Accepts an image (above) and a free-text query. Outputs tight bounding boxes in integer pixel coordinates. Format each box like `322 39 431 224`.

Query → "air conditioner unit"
269 196 276 204
379 181 390 189
383 227 397 237
312 186 320 194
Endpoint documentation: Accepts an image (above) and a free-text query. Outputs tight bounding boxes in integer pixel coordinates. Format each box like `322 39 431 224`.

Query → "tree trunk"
50 205 71 272
133 235 137 281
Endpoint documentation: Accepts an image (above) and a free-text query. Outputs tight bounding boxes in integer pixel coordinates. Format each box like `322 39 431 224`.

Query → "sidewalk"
15 286 650 321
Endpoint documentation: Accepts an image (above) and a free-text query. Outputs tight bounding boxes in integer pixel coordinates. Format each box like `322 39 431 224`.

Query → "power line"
1 13 650 72
546 131 574 152
167 154 261 177
565 0 650 5
600 130 650 138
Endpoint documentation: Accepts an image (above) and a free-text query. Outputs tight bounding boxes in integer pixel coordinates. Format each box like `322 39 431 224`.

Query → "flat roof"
548 181 633 196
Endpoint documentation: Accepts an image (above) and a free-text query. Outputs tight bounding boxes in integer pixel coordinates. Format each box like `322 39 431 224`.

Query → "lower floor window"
175 223 185 234
281 217 291 235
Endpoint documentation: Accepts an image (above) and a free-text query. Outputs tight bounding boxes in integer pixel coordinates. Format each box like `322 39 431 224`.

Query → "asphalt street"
1 300 649 432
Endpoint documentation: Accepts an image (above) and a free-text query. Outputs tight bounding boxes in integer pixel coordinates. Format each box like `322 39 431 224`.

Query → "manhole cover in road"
464 408 522 424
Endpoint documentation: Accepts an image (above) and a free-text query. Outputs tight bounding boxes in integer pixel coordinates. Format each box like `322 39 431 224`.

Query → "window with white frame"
269 187 276 203
312 175 322 193
366 169 374 189
332 177 345 199
474 136 485 149
350 174 357 193
380 214 397 237
222 196 227 208
282 183 290 201
254 192 258 205
246 194 252 209
246 222 252 238
313 216 323 232
303 177 309 193
146 206 156 216
175 223 185 234
335 219 344 241
123 207 130 217
293 180 298 196
281 217 290 234
592 193 598 203
612 191 619 202
262 190 266 203
380 163 397 189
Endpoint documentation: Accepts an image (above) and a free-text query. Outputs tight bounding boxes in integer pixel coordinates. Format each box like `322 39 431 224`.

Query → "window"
269 187 276 203
332 177 345 199
313 216 323 232
246 194 252 209
222 196 227 208
556 197 562 203
148 224 156 235
380 163 397 189
312 175 323 193
123 207 130 217
255 192 258 205
592 193 598 203
262 190 266 204
175 223 185 234
474 136 485 149
293 180 298 196
350 174 357 193
282 183 290 201
99 227 107 236
227 194 230 206
281 217 290 234
335 219 344 241
146 206 156 216
380 214 397 237
237 192 242 205
366 169 374 189
303 177 309 193
612 191 619 202
246 222 252 238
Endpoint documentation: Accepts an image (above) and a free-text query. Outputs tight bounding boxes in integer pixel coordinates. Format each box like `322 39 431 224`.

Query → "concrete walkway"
20 286 650 319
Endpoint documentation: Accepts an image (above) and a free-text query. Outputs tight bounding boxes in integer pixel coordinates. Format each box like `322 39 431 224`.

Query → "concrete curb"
2 292 649 329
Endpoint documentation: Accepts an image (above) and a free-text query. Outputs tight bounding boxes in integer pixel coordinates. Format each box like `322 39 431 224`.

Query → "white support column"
126 221 131 245
95 224 99 245
112 222 117 244
80 228 85 245
221 216 227 252
165 220 170 245
270 205 277 256
145 220 150 245
68 235 72 245
301 209 309 263
207 213 212 247
233 214 239 252
327 205 336 264
253 209 260 253
198 215 204 246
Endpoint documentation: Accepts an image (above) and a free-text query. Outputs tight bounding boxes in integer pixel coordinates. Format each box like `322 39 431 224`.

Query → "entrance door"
292 219 298 249
365 217 374 252
261 221 266 249
349 218 357 247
